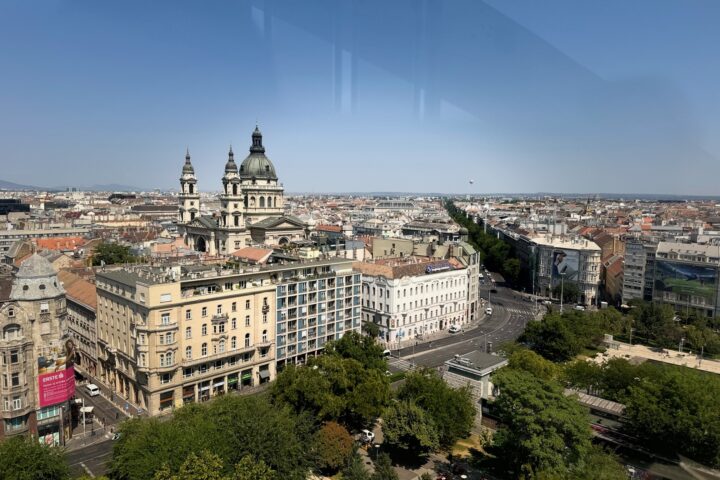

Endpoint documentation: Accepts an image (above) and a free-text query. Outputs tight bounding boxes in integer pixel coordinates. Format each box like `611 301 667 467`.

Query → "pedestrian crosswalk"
388 357 417 372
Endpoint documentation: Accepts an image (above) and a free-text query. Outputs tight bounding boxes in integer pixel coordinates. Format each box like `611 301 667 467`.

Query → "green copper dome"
239 127 278 181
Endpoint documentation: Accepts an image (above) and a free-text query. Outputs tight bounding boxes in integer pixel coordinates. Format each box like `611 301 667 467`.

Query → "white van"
85 383 100 397
485 307 493 315
449 324 461 334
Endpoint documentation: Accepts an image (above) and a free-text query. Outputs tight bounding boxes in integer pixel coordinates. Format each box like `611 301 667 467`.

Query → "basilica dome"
239 127 278 181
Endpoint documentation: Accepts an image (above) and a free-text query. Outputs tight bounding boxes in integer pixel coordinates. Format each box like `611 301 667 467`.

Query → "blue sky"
1 0 719 195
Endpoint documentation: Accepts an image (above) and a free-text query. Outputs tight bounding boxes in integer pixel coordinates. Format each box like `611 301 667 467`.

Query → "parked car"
360 429 375 443
449 324 461 334
85 384 101 397
382 349 392 357
574 305 586 311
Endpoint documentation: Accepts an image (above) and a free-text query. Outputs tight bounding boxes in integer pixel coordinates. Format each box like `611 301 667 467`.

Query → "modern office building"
622 237 647 304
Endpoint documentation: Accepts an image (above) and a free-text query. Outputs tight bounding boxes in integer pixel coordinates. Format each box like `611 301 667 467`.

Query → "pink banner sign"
38 366 75 407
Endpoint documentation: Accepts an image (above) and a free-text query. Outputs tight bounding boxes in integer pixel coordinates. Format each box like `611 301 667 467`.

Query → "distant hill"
0 179 40 191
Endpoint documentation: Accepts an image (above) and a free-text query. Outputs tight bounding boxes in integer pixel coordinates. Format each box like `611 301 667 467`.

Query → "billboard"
37 338 77 408
38 366 75 407
654 260 718 304
552 249 580 283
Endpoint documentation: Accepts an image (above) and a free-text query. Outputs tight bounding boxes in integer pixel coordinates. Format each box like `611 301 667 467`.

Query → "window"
7 308 13 317
9 351 18 364
245 315 250 327
219 323 225 333
11 373 20 387
262 313 267 324
40 302 49 313
161 313 170 325
231 336 237 349
185 309 192 320
201 307 207 317
231 302 237 312
219 339 225 353
201 343 207 356
245 300 250 309
244 333 250 348
38 405 59 420
139 353 146 367
160 373 171 384
12 396 22 410
216 304 222 315
185 327 192 339
3 325 20 340
263 297 268 306
262 330 268 343
231 318 237 329
165 332 173 344
185 346 192 360
202 324 207 336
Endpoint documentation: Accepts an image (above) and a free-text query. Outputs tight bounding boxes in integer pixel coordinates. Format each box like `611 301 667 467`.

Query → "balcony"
256 339 273 348
211 313 229 324
181 345 255 367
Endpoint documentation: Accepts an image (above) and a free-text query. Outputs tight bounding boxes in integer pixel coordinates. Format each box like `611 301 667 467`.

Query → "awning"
259 370 270 380
199 385 210 392
213 381 225 388
241 372 252 381
228 377 238 385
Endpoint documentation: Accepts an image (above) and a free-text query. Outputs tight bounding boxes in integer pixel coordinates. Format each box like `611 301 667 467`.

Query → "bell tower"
178 149 199 224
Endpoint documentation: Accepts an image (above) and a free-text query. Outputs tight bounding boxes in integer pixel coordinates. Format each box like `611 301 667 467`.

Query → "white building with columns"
355 257 469 346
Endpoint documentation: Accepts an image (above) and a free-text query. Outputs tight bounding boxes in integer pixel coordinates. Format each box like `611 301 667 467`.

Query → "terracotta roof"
231 247 273 264
57 270 97 310
353 257 463 279
34 237 86 251
316 224 342 233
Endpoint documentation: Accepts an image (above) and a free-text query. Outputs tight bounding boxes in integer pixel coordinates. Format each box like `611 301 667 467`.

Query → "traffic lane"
67 439 113 477
75 387 127 427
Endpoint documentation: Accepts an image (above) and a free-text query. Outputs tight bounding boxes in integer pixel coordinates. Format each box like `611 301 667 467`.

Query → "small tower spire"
250 126 265 153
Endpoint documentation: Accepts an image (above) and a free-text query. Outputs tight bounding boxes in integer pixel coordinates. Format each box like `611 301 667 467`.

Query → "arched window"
219 339 225 353
3 324 21 340
185 346 192 360
231 336 237 349
166 351 174 365
185 327 191 339
244 333 251 348
201 343 208 356
232 184 238 195
250 197 256 207
189 184 194 194
262 330 267 343
202 324 207 336
259 197 265 208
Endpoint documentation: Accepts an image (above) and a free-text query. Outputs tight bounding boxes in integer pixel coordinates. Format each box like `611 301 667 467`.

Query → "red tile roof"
316 224 342 233
231 247 273 264
58 270 97 310
34 237 86 251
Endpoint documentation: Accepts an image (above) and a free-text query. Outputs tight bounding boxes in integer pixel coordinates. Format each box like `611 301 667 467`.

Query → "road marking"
80 463 94 478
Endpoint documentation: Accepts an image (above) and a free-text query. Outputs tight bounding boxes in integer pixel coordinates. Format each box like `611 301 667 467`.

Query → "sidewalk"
597 341 720 375
389 311 488 351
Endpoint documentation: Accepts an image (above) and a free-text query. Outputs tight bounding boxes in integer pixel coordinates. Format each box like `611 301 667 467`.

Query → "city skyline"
2 1 720 195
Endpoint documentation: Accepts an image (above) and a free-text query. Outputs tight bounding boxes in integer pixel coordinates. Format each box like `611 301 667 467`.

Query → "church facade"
177 128 307 255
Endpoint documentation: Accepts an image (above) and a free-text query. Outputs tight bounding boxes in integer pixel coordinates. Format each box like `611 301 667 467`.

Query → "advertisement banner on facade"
552 249 580 283
38 366 75 407
654 261 718 303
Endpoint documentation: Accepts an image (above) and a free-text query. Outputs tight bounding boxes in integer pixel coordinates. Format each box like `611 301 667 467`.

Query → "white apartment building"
534 235 602 306
355 257 469 346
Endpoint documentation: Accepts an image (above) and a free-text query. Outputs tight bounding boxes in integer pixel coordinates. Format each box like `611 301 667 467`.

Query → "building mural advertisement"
654 261 718 303
552 249 580 283
37 338 77 408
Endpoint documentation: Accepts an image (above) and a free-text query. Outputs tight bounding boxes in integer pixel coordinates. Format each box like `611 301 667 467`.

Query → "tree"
315 422 355 473
520 314 583 362
362 320 380 339
110 396 311 480
563 360 603 394
508 347 561 381
231 456 277 480
0 436 69 480
382 399 440 454
153 451 226 480
490 369 593 478
324 331 387 372
503 258 521 285
571 446 628 480
371 453 399 480
92 241 137 266
341 453 371 480
396 369 475 449
552 281 581 304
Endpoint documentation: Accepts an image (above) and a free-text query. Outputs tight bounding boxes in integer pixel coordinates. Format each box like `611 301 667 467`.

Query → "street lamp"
559 272 566 313
679 337 685 354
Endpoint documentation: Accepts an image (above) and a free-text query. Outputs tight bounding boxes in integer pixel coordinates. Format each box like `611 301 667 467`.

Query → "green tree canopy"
341 453 371 480
324 331 387 372
371 453 399 480
490 369 594 478
396 369 475 450
109 395 310 480
382 399 440 454
92 241 137 266
508 347 561 381
0 436 69 480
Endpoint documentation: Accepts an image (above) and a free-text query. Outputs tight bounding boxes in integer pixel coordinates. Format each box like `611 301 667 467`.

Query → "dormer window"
7 308 14 317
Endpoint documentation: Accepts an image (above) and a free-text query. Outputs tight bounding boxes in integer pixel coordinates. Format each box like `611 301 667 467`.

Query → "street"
66 439 114 478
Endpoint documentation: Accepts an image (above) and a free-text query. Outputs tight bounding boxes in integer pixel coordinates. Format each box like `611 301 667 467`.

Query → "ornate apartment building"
0 255 73 445
95 256 360 415
177 127 307 255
